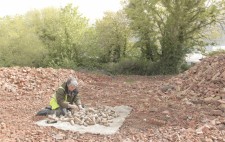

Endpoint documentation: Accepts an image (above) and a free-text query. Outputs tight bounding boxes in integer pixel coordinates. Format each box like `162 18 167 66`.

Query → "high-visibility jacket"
49 83 81 110
50 87 67 110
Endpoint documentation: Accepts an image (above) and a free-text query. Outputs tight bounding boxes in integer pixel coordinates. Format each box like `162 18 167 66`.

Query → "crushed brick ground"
0 55 225 141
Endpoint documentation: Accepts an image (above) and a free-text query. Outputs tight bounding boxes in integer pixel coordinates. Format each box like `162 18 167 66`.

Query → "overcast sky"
0 0 122 23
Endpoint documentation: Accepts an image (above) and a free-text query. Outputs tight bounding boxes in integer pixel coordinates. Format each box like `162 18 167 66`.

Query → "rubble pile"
48 106 119 127
0 67 110 96
0 67 95 95
176 54 225 97
163 54 225 112
154 54 225 141
0 67 78 95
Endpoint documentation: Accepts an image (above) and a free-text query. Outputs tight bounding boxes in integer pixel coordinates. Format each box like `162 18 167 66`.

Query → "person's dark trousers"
36 106 68 117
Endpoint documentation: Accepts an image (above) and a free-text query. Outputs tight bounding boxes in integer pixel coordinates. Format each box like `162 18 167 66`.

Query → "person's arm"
55 88 69 108
72 93 83 110
66 95 81 109
74 94 82 106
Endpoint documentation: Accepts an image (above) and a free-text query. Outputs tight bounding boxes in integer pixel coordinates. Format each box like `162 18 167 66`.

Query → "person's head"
66 77 78 91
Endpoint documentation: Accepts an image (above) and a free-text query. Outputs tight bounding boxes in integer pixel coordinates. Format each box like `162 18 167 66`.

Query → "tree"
29 4 89 68
124 0 159 61
158 0 224 74
124 0 225 74
95 11 131 63
0 4 103 69
0 15 46 67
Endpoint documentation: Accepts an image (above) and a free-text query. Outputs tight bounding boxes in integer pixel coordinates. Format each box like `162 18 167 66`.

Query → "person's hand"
68 104 77 109
78 105 84 111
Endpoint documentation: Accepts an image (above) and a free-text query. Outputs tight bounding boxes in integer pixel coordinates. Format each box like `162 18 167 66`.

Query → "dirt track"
0 65 225 141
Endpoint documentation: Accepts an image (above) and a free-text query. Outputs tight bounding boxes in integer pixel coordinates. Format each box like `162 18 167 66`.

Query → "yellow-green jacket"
50 82 81 110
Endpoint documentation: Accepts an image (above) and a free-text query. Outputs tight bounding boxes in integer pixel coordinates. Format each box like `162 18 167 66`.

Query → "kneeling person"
37 77 83 116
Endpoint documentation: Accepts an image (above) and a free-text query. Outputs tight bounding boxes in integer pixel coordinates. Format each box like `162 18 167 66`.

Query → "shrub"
103 58 157 75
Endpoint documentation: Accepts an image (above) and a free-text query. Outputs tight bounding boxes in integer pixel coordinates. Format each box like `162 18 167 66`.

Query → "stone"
187 116 193 120
196 124 211 134
219 118 225 124
211 136 218 141
201 118 209 123
1 122 6 129
217 124 225 130
221 95 225 100
204 97 214 103
52 133 65 140
161 85 175 93
213 96 221 100
149 108 158 112
210 110 223 116
205 138 213 142
123 138 133 142
186 128 195 133
210 119 217 125
162 110 169 114
196 128 203 134
218 104 225 112
222 88 225 92
218 99 225 104
185 99 194 105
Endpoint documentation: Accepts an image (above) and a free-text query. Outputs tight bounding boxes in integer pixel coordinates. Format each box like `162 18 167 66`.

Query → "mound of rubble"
0 66 109 96
163 54 225 112
0 67 78 95
157 54 225 141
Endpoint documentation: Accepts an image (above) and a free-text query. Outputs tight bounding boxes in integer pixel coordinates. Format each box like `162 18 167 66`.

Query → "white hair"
66 77 78 87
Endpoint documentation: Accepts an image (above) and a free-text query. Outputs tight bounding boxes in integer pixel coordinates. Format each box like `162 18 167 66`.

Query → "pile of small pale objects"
47 106 119 127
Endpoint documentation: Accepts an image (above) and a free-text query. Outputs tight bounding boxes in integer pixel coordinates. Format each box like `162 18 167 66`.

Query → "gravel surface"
0 55 225 141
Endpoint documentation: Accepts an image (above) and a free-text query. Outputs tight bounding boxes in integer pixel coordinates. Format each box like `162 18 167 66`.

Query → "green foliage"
32 5 90 68
180 62 192 73
95 11 131 63
158 0 223 74
0 2 224 76
0 4 102 70
124 0 159 61
104 57 162 75
104 58 146 75
124 0 225 74
0 16 47 67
